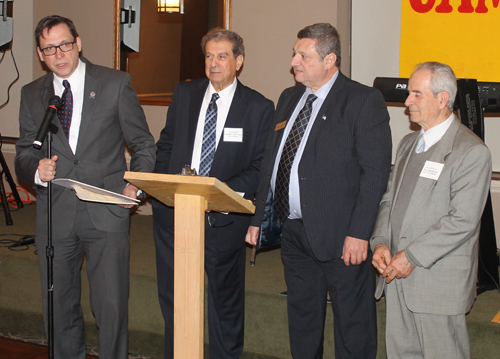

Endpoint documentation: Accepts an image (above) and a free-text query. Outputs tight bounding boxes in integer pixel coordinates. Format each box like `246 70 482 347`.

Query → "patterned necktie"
274 94 317 223
57 80 73 139
415 134 426 154
199 93 220 176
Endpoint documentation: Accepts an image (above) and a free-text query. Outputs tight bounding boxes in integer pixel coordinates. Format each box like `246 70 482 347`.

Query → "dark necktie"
199 93 220 176
274 94 317 223
57 80 73 139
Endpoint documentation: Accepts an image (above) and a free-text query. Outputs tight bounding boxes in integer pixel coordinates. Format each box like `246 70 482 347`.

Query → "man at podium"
152 28 274 359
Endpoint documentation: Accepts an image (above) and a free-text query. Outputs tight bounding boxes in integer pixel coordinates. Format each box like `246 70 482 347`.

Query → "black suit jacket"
15 58 156 239
155 78 274 251
251 71 392 261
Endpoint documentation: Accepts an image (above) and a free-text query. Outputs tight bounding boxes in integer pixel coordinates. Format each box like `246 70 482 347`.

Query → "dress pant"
153 201 246 359
281 219 377 359
385 279 470 359
36 200 129 359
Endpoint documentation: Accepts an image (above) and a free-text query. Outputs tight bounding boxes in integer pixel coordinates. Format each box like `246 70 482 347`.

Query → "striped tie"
274 94 317 223
57 80 73 139
199 93 220 176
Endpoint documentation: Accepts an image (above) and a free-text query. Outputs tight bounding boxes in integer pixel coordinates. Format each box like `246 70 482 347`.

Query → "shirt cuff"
34 170 48 187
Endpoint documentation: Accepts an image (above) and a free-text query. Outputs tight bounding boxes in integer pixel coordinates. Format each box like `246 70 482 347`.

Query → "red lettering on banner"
436 0 453 12
410 0 436 13
409 0 499 13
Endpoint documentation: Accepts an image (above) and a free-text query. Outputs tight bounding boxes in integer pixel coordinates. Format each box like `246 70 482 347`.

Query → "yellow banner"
400 0 500 81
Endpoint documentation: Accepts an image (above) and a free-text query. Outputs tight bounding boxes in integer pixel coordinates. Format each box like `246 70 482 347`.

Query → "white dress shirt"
191 77 237 173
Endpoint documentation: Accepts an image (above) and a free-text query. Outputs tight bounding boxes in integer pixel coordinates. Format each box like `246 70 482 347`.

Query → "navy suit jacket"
251 71 392 261
155 78 274 251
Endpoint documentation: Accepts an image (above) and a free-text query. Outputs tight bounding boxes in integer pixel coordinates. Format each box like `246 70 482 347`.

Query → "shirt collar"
208 77 238 106
305 70 339 99
53 59 85 93
420 113 455 151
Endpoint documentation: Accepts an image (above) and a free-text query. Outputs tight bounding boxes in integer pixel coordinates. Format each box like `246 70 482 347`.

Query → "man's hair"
297 23 341 67
414 62 457 111
201 28 245 58
35 15 79 49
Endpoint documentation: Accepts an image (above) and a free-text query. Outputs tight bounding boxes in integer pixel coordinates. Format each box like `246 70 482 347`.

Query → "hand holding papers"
52 179 140 206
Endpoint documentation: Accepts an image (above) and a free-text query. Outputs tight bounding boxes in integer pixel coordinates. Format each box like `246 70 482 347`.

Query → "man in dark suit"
246 23 392 358
15 15 156 359
152 28 274 359
371 62 491 358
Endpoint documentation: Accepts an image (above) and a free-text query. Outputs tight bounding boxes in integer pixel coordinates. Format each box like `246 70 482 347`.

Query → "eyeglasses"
39 41 76 56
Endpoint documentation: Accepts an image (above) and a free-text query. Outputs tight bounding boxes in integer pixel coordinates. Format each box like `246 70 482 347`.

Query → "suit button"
74 160 80 165
262 200 265 204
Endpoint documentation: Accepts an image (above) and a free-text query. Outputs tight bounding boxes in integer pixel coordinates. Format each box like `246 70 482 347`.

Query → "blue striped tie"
199 93 220 176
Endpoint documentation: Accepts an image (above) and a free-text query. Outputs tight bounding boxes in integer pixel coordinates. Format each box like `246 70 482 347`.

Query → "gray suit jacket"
371 117 491 315
15 58 156 239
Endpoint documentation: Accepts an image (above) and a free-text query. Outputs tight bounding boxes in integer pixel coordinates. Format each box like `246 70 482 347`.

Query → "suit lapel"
306 71 345 146
390 135 418 218
399 118 460 237
76 59 100 155
187 80 209 157
271 86 305 158
211 80 247 174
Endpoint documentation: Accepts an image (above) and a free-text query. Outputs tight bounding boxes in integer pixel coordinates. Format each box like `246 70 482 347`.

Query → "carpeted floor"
1 202 499 358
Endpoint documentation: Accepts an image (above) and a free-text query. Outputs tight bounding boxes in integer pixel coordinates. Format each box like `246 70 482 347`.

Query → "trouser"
36 200 129 359
281 219 377 359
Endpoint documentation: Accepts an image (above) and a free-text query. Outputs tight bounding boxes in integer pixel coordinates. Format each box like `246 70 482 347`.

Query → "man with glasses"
15 15 156 359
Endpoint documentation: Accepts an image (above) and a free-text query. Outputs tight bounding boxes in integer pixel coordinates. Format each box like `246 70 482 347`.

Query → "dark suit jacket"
15 58 156 239
251 71 392 261
155 78 274 251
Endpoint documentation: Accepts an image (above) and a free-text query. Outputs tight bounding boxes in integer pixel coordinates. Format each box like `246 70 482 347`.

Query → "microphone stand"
45 124 58 359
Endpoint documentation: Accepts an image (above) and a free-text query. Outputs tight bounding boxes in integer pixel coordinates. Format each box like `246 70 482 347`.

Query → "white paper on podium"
52 179 140 205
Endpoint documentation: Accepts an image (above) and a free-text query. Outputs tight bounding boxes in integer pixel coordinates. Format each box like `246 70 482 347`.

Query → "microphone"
33 95 61 149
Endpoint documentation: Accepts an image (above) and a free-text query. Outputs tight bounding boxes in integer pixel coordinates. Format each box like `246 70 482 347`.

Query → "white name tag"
223 128 243 142
420 160 444 181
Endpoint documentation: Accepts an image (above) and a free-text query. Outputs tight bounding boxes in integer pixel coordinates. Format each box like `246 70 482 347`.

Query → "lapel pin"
322 115 327 120
90 91 96 99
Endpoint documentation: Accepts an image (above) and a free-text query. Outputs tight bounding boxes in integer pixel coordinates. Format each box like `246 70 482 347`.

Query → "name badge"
275 121 287 131
224 128 243 142
420 161 444 181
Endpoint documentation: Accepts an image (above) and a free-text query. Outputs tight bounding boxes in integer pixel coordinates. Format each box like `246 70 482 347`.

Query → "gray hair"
297 23 340 66
201 28 245 58
414 62 457 111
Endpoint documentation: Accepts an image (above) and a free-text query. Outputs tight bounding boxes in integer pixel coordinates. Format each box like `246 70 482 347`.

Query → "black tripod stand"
0 134 24 225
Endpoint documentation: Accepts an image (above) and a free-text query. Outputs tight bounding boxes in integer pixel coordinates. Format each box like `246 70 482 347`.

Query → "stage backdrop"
400 0 500 81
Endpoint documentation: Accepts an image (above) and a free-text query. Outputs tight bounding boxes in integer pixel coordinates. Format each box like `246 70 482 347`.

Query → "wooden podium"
124 172 255 359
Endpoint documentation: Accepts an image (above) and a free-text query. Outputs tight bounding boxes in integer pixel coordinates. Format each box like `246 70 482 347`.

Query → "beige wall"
32 0 115 80
233 0 341 104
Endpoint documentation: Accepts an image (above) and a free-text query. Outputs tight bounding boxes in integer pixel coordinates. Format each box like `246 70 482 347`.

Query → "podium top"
124 171 255 214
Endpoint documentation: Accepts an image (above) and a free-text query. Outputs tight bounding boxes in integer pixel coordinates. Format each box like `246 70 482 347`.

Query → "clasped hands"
372 243 415 283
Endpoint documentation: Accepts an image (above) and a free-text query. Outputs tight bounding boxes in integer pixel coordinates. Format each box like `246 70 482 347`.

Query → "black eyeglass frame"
39 41 76 56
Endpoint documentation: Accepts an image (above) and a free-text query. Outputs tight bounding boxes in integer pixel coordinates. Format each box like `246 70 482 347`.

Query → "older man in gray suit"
15 15 156 359
371 62 491 358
